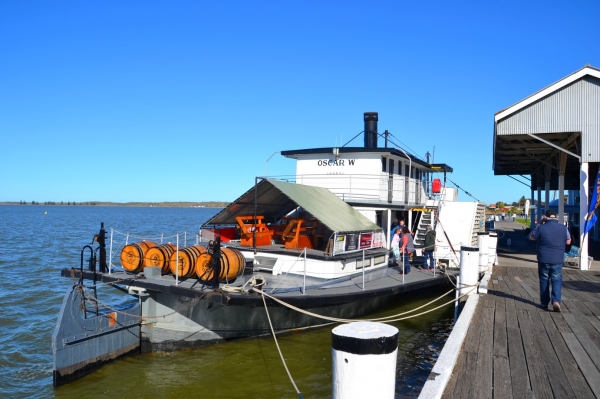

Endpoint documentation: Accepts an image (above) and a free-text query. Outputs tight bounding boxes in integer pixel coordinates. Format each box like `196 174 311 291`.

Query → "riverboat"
52 112 486 387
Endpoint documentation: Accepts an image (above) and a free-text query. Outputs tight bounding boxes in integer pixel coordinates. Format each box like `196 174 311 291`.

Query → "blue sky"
1 1 599 204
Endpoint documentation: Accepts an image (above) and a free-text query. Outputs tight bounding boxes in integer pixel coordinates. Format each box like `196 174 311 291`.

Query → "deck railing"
269 173 428 206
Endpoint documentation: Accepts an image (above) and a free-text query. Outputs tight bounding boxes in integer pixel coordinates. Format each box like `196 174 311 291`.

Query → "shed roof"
492 65 600 187
495 65 600 122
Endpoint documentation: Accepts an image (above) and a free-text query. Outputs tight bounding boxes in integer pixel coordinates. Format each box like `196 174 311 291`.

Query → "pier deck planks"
442 265 600 399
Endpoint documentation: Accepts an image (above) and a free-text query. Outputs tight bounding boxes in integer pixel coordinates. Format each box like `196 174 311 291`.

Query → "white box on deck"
435 202 480 267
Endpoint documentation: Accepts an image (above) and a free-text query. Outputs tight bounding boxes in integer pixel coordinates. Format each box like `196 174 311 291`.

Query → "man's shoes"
540 303 549 310
553 302 561 312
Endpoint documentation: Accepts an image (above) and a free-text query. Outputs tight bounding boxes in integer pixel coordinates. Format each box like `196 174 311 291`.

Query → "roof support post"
537 185 543 226
545 165 551 218
558 152 567 223
530 182 536 229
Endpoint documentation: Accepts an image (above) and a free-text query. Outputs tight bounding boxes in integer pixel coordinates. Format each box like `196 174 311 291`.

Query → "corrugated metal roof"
493 66 600 176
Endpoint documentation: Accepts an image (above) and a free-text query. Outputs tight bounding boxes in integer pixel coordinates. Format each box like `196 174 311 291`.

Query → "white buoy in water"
44 211 47 215
477 232 489 273
332 321 398 399
459 245 479 296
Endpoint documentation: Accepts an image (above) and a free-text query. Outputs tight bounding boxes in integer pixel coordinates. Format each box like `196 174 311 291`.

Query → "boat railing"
266 173 428 206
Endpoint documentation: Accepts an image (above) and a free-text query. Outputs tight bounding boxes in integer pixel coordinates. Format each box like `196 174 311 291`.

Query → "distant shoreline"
0 201 229 208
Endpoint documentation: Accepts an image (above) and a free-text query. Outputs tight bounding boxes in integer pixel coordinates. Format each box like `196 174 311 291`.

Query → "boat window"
381 156 386 172
388 159 394 176
397 161 402 175
405 164 409 177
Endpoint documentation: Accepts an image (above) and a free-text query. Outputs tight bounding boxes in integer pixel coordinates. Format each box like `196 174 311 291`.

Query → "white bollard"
487 232 498 268
459 245 479 296
332 322 399 399
477 232 490 273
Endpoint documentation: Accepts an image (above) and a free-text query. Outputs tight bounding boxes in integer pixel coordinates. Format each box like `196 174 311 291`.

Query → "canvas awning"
203 179 382 233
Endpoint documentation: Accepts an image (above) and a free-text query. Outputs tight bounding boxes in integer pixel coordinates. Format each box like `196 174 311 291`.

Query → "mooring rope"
261 292 305 399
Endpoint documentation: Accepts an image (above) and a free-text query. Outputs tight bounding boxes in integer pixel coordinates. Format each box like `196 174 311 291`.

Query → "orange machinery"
235 215 274 247
278 217 323 250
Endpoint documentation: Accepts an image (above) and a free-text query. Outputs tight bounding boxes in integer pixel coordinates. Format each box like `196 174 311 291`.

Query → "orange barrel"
120 241 157 273
195 247 246 283
143 243 177 274
169 245 207 278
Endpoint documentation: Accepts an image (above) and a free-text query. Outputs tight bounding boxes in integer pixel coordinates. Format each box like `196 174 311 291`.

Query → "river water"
0 205 454 398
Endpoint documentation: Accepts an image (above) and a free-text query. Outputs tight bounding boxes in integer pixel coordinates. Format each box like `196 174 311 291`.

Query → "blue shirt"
529 219 571 264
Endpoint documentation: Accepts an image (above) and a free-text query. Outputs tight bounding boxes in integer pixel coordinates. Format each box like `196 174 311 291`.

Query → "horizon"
2 1 599 204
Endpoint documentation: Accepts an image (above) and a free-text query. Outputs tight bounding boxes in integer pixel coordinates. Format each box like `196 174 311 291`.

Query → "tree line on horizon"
8 200 229 207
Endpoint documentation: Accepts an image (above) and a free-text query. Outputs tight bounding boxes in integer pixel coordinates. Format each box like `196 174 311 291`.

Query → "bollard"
332 322 399 399
487 232 498 268
477 232 490 273
459 246 479 296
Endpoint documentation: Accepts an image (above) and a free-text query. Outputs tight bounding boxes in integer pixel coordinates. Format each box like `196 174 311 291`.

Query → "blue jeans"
424 251 434 269
402 252 411 273
538 262 562 305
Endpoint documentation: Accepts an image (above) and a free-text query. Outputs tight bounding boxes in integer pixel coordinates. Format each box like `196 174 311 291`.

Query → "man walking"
423 225 436 271
529 210 571 312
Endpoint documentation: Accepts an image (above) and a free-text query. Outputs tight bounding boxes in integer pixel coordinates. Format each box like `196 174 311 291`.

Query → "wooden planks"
439 265 600 399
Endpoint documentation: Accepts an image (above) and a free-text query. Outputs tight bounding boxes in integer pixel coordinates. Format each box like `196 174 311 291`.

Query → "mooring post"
332 321 399 399
477 232 490 273
459 245 479 296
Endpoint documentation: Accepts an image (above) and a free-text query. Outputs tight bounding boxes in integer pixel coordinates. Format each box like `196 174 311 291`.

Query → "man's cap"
545 209 557 218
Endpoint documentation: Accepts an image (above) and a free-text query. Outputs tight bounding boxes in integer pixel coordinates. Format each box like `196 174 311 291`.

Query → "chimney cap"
364 112 378 121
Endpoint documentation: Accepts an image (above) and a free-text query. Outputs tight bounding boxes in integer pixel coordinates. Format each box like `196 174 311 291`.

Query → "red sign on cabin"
359 233 372 249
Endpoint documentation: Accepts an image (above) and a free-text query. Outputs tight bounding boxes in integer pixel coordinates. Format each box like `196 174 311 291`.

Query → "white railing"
270 173 428 206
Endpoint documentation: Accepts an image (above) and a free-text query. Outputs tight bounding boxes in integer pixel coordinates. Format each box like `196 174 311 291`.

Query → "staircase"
414 210 435 249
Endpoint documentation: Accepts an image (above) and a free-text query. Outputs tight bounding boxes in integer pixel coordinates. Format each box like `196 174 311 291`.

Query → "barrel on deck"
144 243 177 274
169 245 207 277
120 241 157 273
195 247 246 282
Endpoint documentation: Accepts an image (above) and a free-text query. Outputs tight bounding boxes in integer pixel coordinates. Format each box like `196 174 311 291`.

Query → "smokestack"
364 112 378 148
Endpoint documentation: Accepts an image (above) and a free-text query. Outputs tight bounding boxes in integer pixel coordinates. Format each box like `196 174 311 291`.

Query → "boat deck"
63 262 455 306
442 264 600 399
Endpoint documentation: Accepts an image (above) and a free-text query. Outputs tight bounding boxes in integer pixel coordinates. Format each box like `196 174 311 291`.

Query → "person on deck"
529 209 571 312
400 226 414 274
389 219 398 238
423 225 436 271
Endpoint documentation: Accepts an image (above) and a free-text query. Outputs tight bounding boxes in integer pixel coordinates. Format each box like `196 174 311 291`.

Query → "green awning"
203 179 382 234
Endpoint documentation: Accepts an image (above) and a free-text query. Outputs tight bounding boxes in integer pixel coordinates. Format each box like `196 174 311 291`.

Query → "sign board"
345 234 358 251
359 233 373 249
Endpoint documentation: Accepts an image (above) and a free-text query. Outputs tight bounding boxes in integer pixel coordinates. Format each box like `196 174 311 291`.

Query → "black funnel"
364 112 378 148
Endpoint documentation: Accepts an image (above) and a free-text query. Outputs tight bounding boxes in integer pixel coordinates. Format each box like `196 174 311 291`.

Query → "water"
0 205 454 398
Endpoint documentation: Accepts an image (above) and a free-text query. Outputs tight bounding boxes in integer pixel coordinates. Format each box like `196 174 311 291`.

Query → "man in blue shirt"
529 210 571 312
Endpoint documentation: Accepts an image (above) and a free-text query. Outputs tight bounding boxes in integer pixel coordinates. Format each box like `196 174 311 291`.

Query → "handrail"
267 173 428 206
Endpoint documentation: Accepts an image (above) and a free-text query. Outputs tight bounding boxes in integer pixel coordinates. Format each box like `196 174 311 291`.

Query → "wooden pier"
442 230 600 398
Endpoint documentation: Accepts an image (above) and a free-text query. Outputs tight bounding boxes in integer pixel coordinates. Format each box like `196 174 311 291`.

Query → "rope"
261 292 304 399
447 178 480 202
252 281 479 324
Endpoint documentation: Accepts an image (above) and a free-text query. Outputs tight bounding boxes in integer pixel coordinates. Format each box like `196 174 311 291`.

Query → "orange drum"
143 243 177 274
195 247 246 283
169 245 207 278
120 241 157 273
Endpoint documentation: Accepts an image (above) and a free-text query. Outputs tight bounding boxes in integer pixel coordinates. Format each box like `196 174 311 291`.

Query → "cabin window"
397 161 402 175
381 156 386 172
405 164 409 177
388 159 394 176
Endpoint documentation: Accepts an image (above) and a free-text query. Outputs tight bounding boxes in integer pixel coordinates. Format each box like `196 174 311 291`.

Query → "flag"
584 165 600 235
